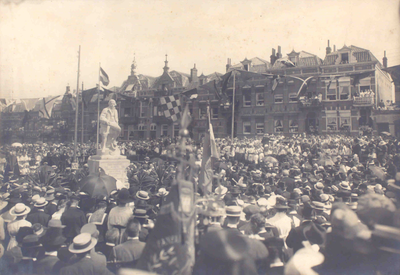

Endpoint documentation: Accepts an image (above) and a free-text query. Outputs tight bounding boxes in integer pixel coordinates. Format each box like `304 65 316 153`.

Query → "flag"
272 75 279 92
33 95 61 119
156 95 182 122
287 76 314 97
199 106 219 195
136 171 195 275
99 67 109 86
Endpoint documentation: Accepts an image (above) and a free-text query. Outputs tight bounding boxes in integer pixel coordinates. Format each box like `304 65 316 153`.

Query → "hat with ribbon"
68 233 98 254
136 190 150 201
10 203 31 216
225 205 242 217
48 219 66 228
134 208 149 219
34 197 48 208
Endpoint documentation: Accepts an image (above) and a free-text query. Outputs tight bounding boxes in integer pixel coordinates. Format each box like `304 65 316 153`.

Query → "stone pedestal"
88 154 130 189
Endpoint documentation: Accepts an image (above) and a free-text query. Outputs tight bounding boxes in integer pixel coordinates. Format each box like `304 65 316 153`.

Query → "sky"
1 0 400 99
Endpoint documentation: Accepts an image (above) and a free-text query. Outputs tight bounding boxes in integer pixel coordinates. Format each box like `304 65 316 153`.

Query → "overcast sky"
1 0 399 99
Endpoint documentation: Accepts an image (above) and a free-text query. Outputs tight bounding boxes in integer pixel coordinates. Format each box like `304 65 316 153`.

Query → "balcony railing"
298 98 322 109
353 96 374 106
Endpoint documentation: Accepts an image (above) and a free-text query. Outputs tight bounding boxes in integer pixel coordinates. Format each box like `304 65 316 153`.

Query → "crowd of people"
0 133 399 275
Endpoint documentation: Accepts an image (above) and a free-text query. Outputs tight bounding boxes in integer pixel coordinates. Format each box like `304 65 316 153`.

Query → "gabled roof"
323 45 380 65
229 57 271 73
271 51 322 69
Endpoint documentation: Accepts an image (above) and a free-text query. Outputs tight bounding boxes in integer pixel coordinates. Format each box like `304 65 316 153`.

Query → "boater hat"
69 233 97 254
10 203 31 216
34 197 48 208
136 190 150 201
225 206 242 217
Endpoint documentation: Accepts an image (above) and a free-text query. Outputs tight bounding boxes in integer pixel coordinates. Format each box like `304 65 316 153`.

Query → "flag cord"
96 63 101 152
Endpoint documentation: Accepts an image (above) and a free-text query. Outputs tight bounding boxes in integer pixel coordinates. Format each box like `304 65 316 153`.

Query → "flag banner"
156 95 182 122
272 76 279 91
100 67 110 86
289 76 314 97
33 95 61 119
199 107 220 195
136 179 195 275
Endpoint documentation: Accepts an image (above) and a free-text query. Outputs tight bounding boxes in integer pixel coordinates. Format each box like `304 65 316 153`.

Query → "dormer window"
200 78 204 85
244 64 249 71
341 53 349 64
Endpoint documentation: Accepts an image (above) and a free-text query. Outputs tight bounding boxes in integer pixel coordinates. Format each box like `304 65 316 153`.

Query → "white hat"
10 203 31 216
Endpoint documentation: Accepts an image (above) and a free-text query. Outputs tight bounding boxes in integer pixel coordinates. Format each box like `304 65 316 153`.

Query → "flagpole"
74 45 80 163
81 82 84 143
96 63 101 153
231 70 236 141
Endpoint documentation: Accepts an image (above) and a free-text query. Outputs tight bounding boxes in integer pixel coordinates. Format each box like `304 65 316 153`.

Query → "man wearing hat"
223 206 242 232
60 233 113 275
113 217 145 268
132 208 151 242
267 197 294 239
26 197 50 227
79 223 107 266
61 195 87 243
35 235 67 275
44 189 57 216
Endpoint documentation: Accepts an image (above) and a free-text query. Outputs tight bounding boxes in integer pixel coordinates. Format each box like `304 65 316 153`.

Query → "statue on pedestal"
99 99 121 155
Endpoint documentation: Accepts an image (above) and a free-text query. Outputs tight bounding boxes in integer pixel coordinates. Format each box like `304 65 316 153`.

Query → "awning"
125 84 134 92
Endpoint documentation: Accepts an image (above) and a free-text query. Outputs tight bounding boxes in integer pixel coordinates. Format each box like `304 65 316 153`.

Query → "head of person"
80 223 99 240
250 213 266 234
125 217 141 238
105 228 120 246
108 99 116 109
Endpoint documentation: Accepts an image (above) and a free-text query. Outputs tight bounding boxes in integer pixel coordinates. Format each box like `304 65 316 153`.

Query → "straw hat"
10 203 31 216
68 233 97 254
34 197 48 208
136 190 150 201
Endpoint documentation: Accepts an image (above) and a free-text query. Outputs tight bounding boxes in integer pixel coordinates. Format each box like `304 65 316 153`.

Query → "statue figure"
99 99 121 154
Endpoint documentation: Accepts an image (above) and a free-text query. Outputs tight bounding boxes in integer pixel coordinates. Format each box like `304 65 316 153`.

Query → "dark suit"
60 256 113 275
46 202 58 217
285 220 313 253
113 238 145 267
35 254 65 275
61 207 87 240
27 210 50 227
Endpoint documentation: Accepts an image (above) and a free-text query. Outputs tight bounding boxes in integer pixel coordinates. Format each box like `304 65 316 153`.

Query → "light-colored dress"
7 219 32 250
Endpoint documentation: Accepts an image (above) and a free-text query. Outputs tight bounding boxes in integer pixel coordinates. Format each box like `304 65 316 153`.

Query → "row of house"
1 41 399 144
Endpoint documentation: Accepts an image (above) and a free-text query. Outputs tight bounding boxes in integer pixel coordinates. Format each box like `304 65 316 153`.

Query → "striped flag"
199 106 220 195
99 67 109 86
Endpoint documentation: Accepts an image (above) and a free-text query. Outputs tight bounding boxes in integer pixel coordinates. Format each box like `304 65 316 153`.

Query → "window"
327 117 337 132
173 124 180 138
243 122 251 134
243 94 252 107
138 124 146 131
124 108 131 117
150 123 157 131
327 88 337 100
199 107 207 119
340 117 350 130
161 124 168 136
140 102 148 118
274 94 283 104
289 119 298 133
212 107 219 119
256 93 264 106
256 123 264 134
339 86 350 100
199 79 204 85
274 119 283 133
341 53 349 64
289 93 298 103
244 64 249 71
360 85 370 93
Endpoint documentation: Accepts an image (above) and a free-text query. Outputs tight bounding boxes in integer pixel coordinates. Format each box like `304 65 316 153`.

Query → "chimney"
277 46 282 59
270 48 277 65
383 51 388 68
226 58 232 72
66 85 70 93
333 45 336 52
326 40 332 55
190 64 198 83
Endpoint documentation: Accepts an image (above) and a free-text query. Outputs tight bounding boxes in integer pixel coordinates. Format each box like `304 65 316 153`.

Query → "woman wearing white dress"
51 198 68 220
7 203 32 251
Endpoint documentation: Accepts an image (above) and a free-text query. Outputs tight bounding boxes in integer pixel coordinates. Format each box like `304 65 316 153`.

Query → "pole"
74 45 80 163
231 71 236 141
81 82 84 144
96 63 101 153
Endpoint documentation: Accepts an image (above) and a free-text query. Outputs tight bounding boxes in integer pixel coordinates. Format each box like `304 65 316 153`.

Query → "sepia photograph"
0 0 400 274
